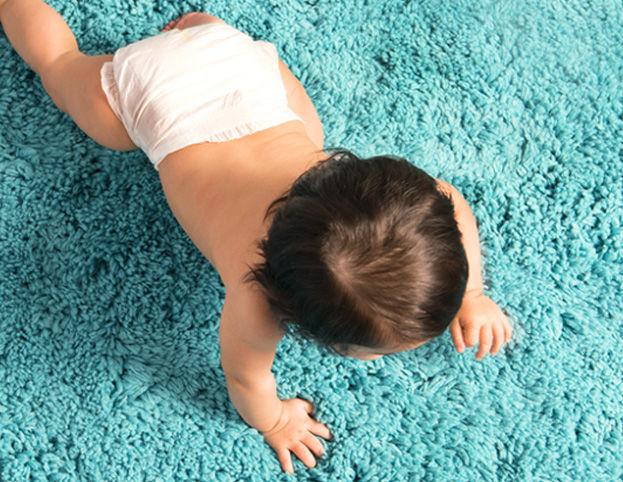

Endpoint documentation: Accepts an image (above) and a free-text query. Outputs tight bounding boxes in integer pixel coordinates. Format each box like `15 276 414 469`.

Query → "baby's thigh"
41 52 138 152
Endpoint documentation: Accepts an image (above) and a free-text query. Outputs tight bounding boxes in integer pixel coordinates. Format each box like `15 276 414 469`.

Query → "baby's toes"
162 16 184 31
175 12 208 29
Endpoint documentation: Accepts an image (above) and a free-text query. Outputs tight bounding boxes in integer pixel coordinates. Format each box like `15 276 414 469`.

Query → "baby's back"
157 120 326 290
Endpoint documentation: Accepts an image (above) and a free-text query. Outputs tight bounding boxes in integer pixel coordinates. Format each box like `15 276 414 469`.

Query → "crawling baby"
0 2 512 475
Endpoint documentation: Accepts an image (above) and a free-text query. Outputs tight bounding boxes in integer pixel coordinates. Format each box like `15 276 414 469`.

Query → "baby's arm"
436 180 484 295
220 286 332 474
436 179 513 358
220 288 285 432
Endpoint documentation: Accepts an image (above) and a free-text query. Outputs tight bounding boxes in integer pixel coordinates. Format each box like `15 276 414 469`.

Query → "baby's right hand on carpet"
261 398 333 475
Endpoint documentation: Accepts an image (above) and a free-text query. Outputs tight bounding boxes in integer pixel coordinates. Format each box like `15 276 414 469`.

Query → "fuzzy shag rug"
1 0 621 480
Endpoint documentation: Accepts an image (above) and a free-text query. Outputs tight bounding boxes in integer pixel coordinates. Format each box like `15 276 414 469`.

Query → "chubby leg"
0 0 77 73
44 51 138 151
0 0 137 151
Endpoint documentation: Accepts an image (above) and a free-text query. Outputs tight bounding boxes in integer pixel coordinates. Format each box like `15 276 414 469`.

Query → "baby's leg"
0 0 137 151
0 0 77 73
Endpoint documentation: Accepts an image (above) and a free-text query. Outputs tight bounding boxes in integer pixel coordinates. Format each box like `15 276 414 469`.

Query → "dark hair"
243 148 468 356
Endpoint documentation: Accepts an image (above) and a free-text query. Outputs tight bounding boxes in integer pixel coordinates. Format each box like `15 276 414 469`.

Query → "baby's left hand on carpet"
449 289 512 360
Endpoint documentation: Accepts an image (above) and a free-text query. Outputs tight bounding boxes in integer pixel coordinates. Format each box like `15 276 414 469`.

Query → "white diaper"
100 22 303 170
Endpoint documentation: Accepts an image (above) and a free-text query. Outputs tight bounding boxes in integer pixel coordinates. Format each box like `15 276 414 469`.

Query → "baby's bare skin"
162 11 222 32
0 5 512 474
152 13 327 294
157 123 327 293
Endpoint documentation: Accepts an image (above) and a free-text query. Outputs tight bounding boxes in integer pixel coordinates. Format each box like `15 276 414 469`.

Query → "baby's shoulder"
224 282 285 349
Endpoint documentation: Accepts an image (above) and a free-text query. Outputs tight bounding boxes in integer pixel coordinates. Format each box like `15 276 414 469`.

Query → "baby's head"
243 148 468 361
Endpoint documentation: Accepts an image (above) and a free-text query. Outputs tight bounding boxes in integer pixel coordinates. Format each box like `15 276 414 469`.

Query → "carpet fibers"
0 0 621 480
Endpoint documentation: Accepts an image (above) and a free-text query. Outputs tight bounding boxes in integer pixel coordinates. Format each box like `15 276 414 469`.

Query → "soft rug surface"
1 0 621 480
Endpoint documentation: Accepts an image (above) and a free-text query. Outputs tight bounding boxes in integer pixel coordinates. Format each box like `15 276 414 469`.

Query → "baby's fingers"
305 428 331 458
309 419 333 441
277 447 295 475
490 320 505 355
463 321 481 349
291 440 318 470
475 324 493 360
503 314 513 343
449 317 465 353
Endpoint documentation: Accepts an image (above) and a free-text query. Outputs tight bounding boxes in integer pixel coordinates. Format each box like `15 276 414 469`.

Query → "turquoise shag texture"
1 0 622 480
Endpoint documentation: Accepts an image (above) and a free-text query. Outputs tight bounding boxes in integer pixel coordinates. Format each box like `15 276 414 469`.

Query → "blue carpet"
1 0 622 480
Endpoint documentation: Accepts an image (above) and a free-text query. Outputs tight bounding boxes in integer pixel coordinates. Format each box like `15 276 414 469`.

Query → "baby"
0 1 513 475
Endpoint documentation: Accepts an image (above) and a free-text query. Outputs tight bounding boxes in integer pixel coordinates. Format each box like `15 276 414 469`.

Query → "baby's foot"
161 12 224 32
162 14 186 32
161 12 213 32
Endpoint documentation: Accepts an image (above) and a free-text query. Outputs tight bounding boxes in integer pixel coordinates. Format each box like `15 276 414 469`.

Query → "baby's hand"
261 398 333 475
449 289 512 360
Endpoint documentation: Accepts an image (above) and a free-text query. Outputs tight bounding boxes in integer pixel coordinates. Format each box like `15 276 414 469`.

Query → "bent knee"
40 50 83 113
